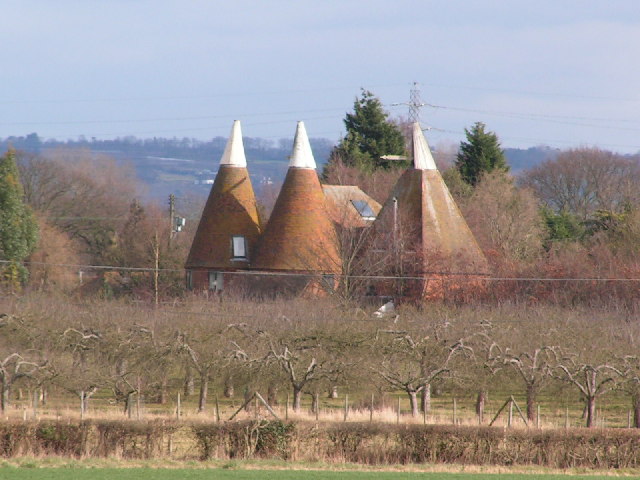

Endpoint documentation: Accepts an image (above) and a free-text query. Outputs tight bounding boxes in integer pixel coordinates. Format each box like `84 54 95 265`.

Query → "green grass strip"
0 468 626 480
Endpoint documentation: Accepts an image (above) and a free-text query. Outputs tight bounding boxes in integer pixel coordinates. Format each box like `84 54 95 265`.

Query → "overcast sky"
2 1 639 153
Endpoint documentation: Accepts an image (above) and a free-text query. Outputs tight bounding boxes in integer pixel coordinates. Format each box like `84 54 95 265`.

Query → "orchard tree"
0 150 38 287
372 319 468 417
456 122 508 186
330 89 407 172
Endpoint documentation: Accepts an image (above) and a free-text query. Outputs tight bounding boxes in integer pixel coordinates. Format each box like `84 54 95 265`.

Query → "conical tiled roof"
373 123 488 274
251 122 340 273
186 120 261 269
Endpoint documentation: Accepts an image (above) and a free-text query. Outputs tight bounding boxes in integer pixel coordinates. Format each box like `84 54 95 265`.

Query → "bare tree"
554 352 621 428
372 320 467 417
0 315 45 412
464 171 544 262
176 321 249 413
618 355 640 428
521 148 640 220
267 330 343 412
55 327 105 416
502 346 557 422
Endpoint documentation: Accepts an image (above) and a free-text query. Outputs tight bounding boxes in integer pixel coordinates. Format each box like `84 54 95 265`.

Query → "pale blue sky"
2 1 639 152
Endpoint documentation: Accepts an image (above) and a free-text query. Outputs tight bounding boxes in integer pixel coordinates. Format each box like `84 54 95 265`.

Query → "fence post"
453 398 457 426
507 399 513 428
565 406 569 429
537 405 541 428
369 393 374 423
136 377 142 420
33 388 39 419
177 392 181 420
629 410 632 429
215 395 220 423
344 394 349 422
423 400 427 425
285 393 289 421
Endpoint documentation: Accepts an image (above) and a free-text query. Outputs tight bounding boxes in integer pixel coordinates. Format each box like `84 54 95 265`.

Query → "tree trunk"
292 385 303 411
408 390 419 417
243 387 253 412
79 391 85 418
198 375 209 413
82 393 90 414
476 390 487 420
421 383 431 414
183 362 195 397
526 383 537 422
124 392 130 415
224 381 234 398
125 392 134 417
1 377 8 413
328 386 338 399
634 395 640 429
159 377 168 404
267 384 279 406
586 395 596 428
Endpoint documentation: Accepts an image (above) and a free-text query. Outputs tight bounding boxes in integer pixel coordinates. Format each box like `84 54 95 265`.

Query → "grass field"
0 469 631 480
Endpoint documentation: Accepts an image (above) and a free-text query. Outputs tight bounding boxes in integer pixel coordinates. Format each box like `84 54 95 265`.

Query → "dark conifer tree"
330 89 407 172
0 150 39 287
456 122 508 186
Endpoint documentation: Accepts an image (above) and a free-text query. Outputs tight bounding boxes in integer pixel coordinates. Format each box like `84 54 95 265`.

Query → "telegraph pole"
168 194 176 245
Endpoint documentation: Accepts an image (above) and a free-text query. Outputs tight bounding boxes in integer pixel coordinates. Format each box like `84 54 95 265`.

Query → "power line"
4 259 640 283
421 103 640 132
0 108 346 128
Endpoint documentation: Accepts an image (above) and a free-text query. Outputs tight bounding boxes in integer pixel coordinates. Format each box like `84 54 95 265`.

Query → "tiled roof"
322 185 382 228
186 164 261 269
251 167 340 272
373 124 489 275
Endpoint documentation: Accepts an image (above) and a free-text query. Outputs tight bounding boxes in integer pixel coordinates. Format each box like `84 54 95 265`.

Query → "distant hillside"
2 133 557 201
504 146 560 173
1 133 333 201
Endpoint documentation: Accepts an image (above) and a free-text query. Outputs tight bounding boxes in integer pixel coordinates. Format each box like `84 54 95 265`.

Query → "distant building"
185 120 488 301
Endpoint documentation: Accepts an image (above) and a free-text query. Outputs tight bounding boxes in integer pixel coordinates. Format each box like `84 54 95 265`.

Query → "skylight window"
351 200 376 221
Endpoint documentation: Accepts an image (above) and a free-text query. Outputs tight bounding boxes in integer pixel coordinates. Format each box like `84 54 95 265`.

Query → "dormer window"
351 200 376 221
232 235 247 260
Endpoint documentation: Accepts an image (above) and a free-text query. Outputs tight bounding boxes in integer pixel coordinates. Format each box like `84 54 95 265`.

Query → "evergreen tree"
456 122 509 186
0 150 39 287
330 89 407 172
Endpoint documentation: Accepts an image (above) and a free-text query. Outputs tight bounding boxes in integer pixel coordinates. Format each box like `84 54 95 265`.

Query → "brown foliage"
17 149 138 263
464 172 544 264
521 147 640 219
28 216 82 292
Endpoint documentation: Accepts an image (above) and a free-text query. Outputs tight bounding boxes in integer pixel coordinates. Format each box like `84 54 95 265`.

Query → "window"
186 270 193 290
351 200 376 221
208 271 223 291
232 235 247 260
